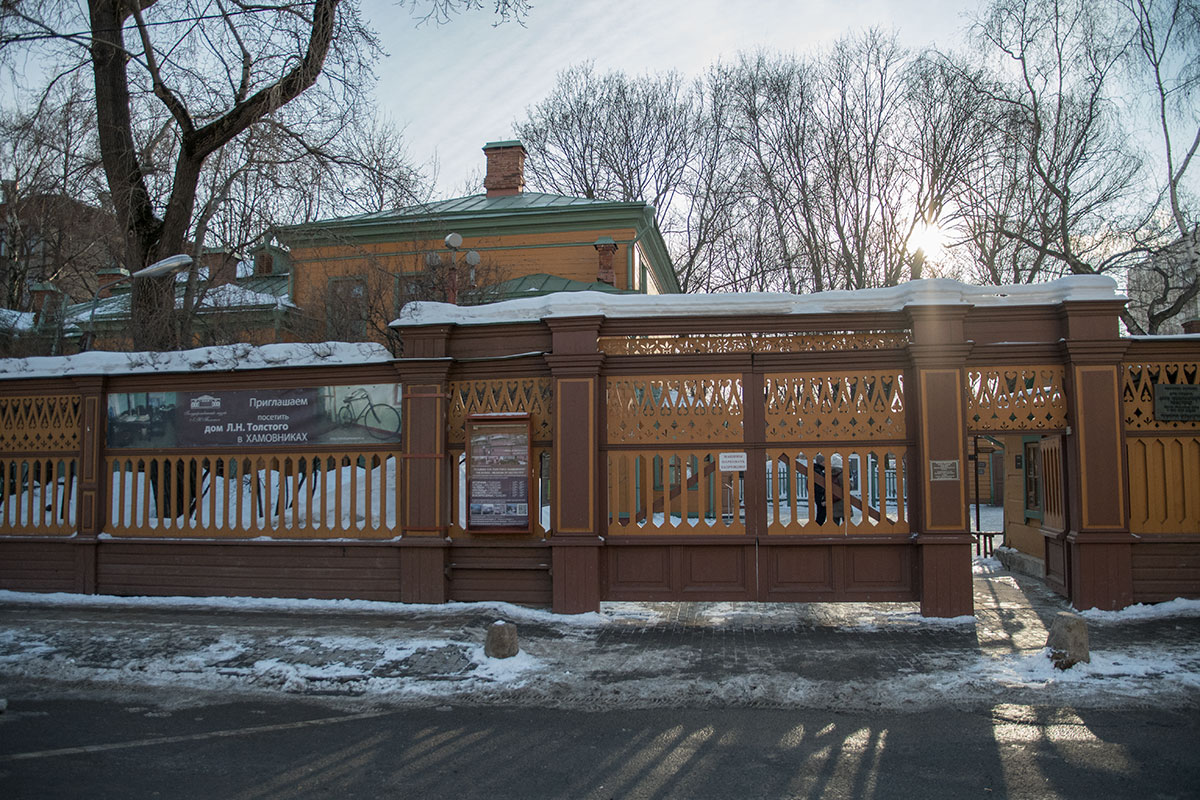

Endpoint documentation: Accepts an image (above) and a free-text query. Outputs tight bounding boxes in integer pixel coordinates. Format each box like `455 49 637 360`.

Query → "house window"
326 276 368 340
1022 436 1042 521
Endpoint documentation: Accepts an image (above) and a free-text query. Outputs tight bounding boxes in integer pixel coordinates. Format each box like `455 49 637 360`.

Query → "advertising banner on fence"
106 384 402 449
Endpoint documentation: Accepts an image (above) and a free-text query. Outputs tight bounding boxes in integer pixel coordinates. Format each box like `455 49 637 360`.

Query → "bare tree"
967 0 1145 286
725 51 825 292
1 0 523 350
516 63 746 289
1118 0 1200 332
517 64 702 215
723 34 984 293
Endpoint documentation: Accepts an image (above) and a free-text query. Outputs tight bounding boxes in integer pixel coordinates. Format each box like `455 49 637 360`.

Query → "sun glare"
910 221 948 261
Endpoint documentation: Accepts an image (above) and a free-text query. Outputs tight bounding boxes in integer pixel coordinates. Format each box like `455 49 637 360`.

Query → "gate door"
601 369 914 602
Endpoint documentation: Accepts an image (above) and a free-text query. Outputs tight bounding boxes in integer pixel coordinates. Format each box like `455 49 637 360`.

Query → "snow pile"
0 341 392 380
1081 597 1200 621
0 589 610 627
394 275 1124 328
3 585 1199 711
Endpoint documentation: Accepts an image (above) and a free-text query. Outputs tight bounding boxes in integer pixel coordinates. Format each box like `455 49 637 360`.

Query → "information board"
466 416 532 533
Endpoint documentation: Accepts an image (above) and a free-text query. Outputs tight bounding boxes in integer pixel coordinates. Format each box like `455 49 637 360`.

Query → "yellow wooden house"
275 141 680 344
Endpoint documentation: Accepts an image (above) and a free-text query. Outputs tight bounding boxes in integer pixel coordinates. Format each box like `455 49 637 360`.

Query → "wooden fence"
0 277 1197 613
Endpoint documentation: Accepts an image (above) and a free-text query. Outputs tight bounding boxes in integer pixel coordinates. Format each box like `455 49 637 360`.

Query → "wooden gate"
600 337 914 602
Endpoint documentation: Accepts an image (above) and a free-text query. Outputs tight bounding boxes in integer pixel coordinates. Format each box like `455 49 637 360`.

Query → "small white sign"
930 459 960 481
718 451 748 472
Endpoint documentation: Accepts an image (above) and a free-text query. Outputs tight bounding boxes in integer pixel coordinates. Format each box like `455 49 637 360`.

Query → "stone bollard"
485 620 519 659
1046 611 1090 669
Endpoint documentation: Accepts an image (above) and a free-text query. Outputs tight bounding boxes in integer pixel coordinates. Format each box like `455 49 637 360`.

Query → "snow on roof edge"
391 275 1125 328
0 341 393 382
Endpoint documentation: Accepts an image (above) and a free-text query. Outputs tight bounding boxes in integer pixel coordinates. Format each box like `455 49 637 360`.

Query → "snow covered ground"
2 560 1198 712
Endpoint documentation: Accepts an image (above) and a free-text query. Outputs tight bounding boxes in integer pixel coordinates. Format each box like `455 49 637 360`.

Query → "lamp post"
442 233 480 304
81 254 193 352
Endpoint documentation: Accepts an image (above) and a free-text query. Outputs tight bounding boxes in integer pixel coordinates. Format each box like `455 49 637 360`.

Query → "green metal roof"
63 274 293 333
277 191 682 294
287 192 649 227
482 273 636 301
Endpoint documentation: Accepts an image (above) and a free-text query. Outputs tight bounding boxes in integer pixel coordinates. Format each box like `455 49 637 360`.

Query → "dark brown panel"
94 542 404 601
1131 543 1200 602
847 545 910 588
917 540 972 616
448 543 551 607
920 369 967 532
1044 536 1069 597
551 544 600 612
1076 367 1126 530
1068 539 1133 611
606 545 671 593
677 545 754 598
555 378 595 534
759 545 835 599
0 541 78 593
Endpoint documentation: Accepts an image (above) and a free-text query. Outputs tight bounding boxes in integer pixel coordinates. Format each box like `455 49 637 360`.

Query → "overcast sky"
364 0 982 195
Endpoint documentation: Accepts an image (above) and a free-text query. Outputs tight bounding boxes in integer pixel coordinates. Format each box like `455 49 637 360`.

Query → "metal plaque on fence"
1154 384 1200 422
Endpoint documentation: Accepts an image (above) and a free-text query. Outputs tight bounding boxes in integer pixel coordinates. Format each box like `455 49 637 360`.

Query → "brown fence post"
545 316 605 613
907 303 974 617
1060 300 1133 610
398 326 452 603
72 376 105 593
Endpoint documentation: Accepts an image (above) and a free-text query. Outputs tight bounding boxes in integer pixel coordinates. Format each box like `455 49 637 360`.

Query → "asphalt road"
1 685 1197 799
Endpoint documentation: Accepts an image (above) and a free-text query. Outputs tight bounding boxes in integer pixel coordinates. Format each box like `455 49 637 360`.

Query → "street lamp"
442 233 480 304
81 254 193 351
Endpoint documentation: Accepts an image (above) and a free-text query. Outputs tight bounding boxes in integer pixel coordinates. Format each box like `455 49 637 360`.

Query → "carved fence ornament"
1123 362 1200 431
606 376 744 444
764 372 906 442
0 394 81 453
598 331 910 356
448 378 553 443
966 367 1068 431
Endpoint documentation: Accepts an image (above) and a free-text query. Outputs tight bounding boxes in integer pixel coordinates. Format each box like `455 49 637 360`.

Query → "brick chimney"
29 281 59 316
201 250 237 287
1183 318 1200 334
95 267 129 298
594 237 618 285
483 141 527 197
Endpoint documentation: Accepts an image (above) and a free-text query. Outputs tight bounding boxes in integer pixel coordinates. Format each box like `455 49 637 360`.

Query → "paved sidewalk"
1 562 1198 712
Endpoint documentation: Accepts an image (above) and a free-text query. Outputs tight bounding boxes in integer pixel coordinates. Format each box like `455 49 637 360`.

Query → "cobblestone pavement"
1 564 1198 711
